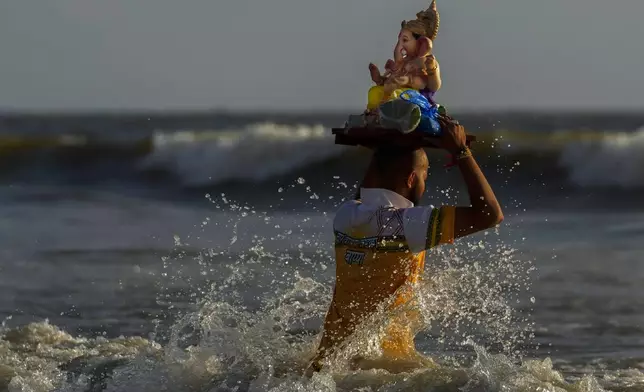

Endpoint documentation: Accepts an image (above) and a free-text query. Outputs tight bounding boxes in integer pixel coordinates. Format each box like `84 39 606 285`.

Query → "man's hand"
437 115 467 154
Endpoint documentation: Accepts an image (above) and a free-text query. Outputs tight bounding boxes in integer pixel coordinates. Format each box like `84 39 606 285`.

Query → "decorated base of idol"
337 88 447 143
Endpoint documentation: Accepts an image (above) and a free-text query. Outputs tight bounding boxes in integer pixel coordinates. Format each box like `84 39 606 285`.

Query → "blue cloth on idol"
399 90 442 136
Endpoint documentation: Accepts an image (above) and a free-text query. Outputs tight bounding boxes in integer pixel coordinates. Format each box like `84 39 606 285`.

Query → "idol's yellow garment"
367 86 408 111
312 188 455 368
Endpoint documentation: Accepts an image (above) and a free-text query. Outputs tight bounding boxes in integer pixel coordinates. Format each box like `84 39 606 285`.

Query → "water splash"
0 192 627 391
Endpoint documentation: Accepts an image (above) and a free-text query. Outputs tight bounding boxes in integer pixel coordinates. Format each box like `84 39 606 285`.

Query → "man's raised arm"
437 116 504 239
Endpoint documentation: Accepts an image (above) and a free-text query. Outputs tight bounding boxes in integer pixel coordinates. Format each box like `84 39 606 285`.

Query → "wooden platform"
332 127 476 149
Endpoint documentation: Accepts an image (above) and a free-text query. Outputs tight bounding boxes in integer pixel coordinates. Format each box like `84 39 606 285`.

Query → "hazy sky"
1 0 643 111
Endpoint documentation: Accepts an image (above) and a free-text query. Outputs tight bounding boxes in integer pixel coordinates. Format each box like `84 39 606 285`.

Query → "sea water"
1 113 644 391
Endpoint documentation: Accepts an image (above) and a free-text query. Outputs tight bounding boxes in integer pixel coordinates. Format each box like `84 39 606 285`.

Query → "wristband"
455 147 472 160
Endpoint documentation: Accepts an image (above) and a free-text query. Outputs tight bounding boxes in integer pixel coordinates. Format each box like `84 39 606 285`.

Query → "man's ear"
417 37 433 57
407 171 417 189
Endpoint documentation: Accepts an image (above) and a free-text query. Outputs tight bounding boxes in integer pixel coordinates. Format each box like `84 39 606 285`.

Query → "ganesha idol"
346 1 446 135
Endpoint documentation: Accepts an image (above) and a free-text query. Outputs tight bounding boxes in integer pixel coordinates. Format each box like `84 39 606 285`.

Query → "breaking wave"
1 122 644 190
558 127 644 188
139 123 348 186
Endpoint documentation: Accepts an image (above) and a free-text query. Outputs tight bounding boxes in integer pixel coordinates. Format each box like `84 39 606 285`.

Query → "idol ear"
416 36 433 57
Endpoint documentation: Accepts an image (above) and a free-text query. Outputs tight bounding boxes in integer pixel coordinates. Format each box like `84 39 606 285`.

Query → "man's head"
364 147 429 205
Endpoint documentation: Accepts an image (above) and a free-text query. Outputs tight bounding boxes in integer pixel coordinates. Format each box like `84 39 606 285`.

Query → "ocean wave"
1 122 644 190
558 127 644 188
139 122 349 186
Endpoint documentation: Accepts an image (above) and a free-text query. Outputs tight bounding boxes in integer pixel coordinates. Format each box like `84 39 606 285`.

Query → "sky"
1 0 643 112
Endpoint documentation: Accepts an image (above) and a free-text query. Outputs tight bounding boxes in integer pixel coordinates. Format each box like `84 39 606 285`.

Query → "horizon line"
1 106 643 117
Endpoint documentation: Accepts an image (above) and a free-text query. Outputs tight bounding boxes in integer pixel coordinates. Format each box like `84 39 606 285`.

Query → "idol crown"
401 0 440 41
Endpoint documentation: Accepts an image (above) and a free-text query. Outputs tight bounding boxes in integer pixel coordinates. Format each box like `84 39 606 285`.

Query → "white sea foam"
140 122 349 186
